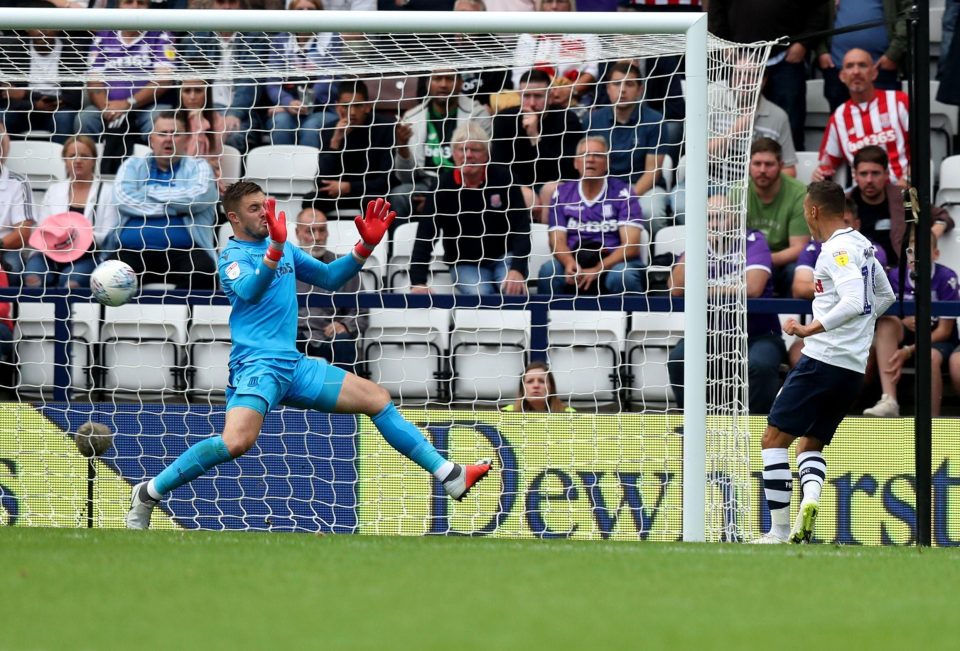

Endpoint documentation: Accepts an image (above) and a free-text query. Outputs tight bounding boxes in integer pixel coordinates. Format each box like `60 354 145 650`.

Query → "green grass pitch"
1 528 957 650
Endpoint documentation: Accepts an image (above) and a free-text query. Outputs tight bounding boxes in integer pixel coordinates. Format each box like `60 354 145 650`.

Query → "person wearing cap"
24 211 96 289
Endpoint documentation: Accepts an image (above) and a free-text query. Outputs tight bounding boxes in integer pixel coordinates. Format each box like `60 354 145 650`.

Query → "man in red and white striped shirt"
814 48 910 185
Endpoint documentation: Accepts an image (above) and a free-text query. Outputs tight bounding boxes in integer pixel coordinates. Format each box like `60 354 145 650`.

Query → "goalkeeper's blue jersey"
218 237 362 368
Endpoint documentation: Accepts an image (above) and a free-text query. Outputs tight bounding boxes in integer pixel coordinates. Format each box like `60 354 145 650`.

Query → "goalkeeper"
126 181 491 529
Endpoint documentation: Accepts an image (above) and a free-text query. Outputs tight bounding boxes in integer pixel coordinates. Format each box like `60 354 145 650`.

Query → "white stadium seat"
14 301 101 395
548 310 626 402
804 79 831 151
5 140 67 192
625 311 685 406
936 155 960 206
363 308 450 402
387 221 450 292
795 151 819 185
527 222 553 287
101 304 189 394
188 305 232 395
245 144 319 198
450 309 529 401
220 144 243 186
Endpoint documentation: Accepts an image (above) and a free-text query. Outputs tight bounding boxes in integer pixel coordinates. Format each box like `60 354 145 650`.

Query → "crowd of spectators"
0 0 959 411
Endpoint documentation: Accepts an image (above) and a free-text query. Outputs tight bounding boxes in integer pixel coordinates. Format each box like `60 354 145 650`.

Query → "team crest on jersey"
880 114 891 128
833 249 849 267
490 194 502 208
226 261 241 280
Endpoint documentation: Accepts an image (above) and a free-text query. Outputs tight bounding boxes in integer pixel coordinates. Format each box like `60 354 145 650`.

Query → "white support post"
681 14 708 543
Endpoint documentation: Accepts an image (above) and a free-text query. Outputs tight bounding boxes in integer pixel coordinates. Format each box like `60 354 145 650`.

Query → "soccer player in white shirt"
754 181 895 544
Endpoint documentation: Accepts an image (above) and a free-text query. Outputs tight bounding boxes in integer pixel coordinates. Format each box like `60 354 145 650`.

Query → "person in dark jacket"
304 79 395 217
410 121 531 296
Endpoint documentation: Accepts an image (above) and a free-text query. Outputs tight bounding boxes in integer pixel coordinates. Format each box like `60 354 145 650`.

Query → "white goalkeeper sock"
433 460 455 482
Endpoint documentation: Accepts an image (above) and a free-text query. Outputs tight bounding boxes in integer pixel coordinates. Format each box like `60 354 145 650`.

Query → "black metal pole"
908 3 932 547
87 458 95 529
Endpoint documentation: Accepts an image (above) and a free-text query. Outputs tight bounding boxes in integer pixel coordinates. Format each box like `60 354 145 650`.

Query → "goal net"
0 8 769 542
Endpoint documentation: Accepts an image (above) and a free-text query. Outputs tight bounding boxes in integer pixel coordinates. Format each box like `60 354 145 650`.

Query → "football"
90 260 138 307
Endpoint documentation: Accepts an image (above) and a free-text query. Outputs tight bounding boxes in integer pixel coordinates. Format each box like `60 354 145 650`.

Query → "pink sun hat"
28 211 94 264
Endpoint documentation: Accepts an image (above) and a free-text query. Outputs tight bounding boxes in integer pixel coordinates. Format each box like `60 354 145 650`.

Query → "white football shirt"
802 227 895 373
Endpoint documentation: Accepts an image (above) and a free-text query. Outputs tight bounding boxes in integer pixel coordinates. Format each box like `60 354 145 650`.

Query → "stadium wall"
1 403 958 546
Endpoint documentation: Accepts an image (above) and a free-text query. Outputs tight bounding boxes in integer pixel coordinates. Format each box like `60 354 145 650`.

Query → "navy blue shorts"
767 354 864 444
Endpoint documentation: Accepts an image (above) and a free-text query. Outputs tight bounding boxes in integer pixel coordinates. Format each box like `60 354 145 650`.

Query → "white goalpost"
0 7 769 542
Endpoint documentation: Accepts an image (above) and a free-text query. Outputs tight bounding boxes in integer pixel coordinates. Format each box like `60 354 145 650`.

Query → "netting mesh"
0 13 772 542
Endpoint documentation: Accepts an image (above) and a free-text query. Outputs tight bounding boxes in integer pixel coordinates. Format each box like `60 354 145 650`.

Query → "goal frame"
0 7 711 542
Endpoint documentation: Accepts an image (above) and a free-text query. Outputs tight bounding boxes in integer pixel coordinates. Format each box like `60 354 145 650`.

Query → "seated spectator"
304 79 394 216
668 194 785 414
512 0 600 104
265 0 341 148
0 124 36 278
177 79 226 192
502 361 575 413
746 138 809 297
537 135 645 295
77 0 176 153
410 122 530 296
391 70 490 222
451 0 513 109
492 69 582 194
110 111 219 291
789 197 887 367
295 207 366 372
0 25 87 143
31 135 119 260
847 145 954 266
864 233 959 418
24 211 96 289
175 13 271 154
813 48 910 185
674 60 799 226
587 61 670 232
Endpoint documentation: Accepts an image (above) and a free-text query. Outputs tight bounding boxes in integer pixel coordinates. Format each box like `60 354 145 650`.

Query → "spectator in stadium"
0 124 36 278
110 111 219 291
0 25 87 143
175 6 271 154
410 121 531 296
451 0 513 110
23 211 96 290
814 0 907 111
789 198 888 368
864 233 959 418
32 135 119 261
537 135 646 296
295 207 367 372
511 0 601 105
711 60 798 177
491 69 582 192
667 194 786 415
847 146 954 266
812 48 910 186
177 79 226 192
391 70 490 222
587 61 669 232
708 0 830 153
304 79 394 217
264 0 342 149
746 137 809 297
0 263 12 388
77 0 177 147
502 361 575 413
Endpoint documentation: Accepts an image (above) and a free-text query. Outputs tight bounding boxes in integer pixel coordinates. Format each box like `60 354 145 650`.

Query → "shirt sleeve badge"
226 261 241 280
833 249 849 267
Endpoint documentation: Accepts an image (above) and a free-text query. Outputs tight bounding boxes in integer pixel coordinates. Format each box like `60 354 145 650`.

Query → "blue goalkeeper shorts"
225 354 347 416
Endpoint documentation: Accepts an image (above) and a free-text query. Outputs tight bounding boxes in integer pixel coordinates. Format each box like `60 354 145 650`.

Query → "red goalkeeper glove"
264 197 287 262
353 198 396 260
